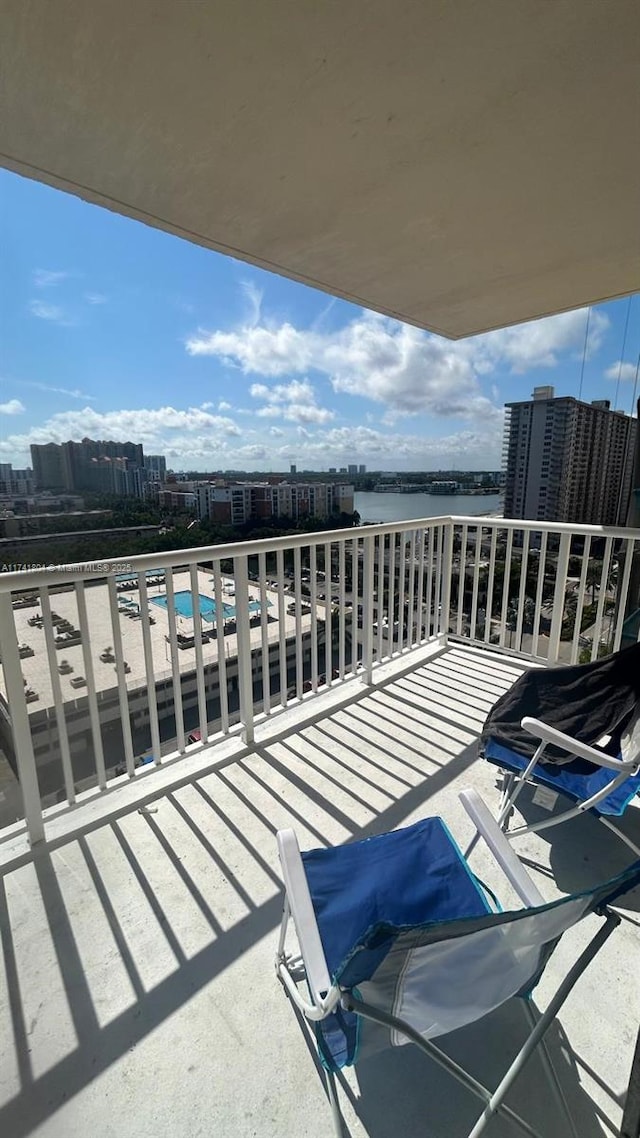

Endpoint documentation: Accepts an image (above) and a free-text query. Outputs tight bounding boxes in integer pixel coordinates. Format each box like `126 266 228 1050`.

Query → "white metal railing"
0 518 450 844
1 514 639 846
447 516 640 666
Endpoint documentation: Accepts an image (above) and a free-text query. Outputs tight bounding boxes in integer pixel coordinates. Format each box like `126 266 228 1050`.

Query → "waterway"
354 491 502 524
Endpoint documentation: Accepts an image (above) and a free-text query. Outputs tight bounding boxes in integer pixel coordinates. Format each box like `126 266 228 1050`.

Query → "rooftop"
0 643 638 1138
2 569 321 712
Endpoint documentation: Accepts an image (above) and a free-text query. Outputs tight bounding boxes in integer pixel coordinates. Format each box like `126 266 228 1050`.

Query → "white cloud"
33 269 69 288
0 399 25 415
605 360 637 383
218 400 233 411
474 308 609 373
187 303 604 420
241 280 263 327
274 422 503 468
325 319 486 417
235 444 269 462
9 379 95 401
0 405 242 465
0 402 503 470
249 378 334 424
85 292 107 305
250 379 315 404
187 321 313 374
287 403 335 424
28 300 73 325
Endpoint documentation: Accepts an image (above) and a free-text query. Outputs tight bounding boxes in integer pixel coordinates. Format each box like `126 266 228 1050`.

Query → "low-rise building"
196 480 354 524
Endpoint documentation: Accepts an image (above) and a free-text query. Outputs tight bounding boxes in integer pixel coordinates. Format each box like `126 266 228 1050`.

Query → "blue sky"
1 168 639 473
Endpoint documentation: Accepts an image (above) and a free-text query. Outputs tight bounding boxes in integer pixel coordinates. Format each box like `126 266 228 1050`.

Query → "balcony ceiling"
1 0 639 338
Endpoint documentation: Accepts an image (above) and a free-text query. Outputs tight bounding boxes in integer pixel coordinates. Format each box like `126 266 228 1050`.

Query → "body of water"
354 491 502 524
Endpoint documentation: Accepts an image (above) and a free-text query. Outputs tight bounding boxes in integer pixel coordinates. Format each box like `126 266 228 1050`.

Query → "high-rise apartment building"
503 386 637 524
144 454 167 479
31 439 147 495
30 442 69 491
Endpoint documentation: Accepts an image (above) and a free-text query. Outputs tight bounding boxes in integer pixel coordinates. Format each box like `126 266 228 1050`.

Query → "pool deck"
2 569 324 712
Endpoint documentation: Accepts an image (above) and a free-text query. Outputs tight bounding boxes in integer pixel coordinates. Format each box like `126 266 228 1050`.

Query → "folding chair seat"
276 790 640 1138
479 643 640 854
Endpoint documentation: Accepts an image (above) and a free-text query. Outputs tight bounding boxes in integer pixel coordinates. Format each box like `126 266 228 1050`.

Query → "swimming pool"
151 591 235 622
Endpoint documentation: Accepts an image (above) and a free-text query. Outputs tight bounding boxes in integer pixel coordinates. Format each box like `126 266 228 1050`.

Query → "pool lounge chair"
480 643 640 857
276 791 640 1138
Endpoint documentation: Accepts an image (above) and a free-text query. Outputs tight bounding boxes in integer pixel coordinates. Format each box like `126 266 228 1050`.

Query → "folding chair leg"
346 996 544 1138
495 741 548 832
466 911 620 1138
278 970 347 1136
599 817 640 859
499 771 517 828
347 911 620 1138
325 1068 346 1138
520 999 580 1138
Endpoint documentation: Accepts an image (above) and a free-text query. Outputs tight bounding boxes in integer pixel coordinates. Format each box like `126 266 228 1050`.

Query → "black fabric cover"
480 642 640 766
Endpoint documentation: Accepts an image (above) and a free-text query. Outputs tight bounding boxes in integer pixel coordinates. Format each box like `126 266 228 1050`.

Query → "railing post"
0 592 45 844
439 520 454 641
234 556 255 745
548 531 571 663
361 534 375 683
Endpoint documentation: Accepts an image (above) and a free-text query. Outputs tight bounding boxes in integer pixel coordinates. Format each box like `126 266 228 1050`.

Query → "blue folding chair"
276 791 640 1138
480 646 640 856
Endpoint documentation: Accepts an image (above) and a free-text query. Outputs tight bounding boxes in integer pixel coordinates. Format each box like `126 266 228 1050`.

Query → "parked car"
187 729 202 744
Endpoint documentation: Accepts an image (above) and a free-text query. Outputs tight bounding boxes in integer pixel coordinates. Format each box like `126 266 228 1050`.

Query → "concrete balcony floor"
0 644 638 1138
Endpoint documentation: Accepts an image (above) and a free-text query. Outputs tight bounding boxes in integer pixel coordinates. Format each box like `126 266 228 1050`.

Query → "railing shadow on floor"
0 650 505 1138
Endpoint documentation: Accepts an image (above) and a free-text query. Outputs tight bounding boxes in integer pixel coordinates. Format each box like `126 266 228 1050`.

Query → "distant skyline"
1 169 639 473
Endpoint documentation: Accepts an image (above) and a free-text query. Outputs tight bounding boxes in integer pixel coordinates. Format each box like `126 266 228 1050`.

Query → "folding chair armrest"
521 717 639 773
459 788 544 907
277 828 332 1004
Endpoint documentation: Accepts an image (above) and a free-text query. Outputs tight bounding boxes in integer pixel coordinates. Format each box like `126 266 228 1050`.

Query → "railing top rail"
0 515 453 592
2 512 639 593
451 516 640 540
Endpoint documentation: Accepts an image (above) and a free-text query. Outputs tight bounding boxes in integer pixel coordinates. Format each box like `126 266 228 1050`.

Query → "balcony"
0 516 639 1137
